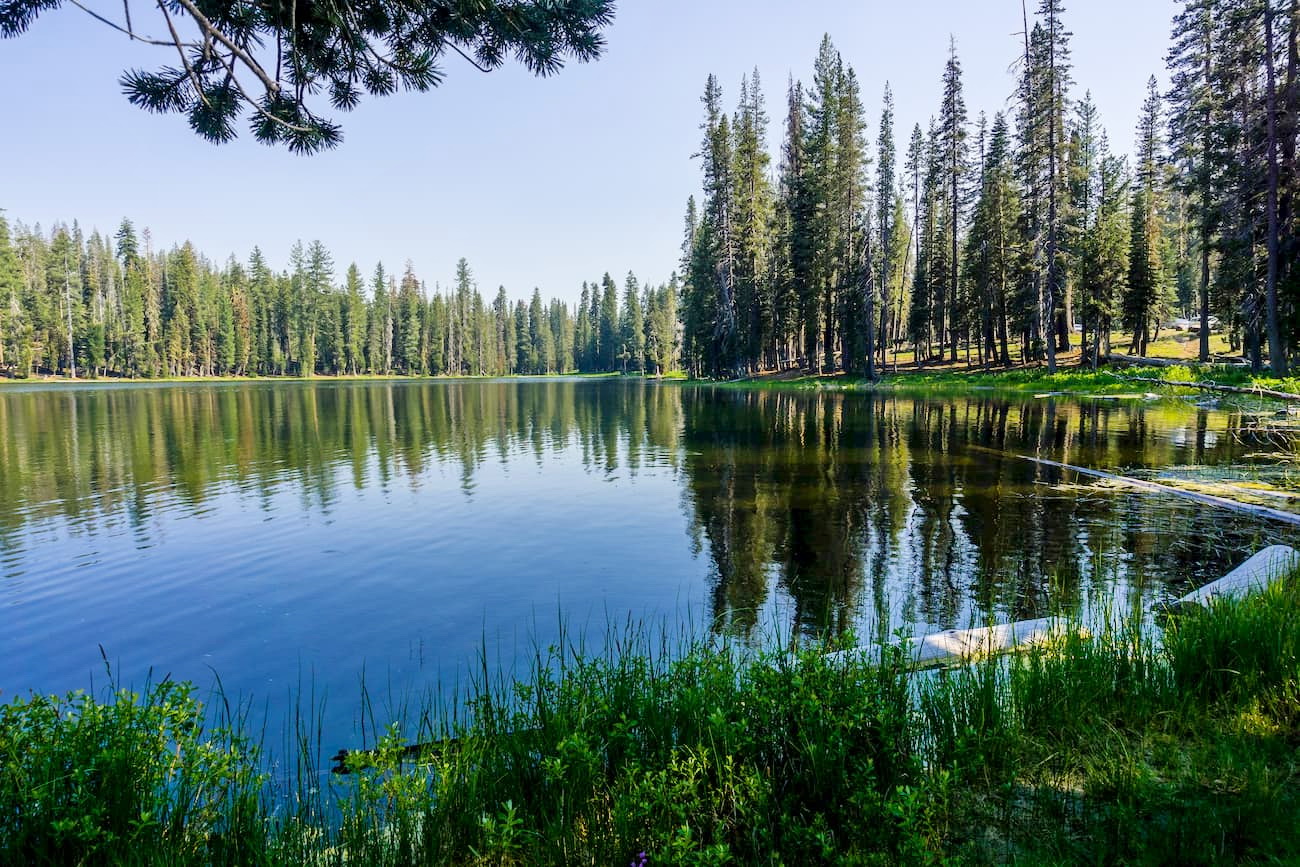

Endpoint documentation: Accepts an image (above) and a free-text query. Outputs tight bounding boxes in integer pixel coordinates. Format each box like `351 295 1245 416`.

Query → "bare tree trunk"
1044 4 1059 374
1266 3 1289 373
1200 38 1214 363
64 252 76 379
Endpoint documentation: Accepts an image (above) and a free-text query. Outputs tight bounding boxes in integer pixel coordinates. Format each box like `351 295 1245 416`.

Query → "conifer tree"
575 283 593 372
938 40 969 362
1125 78 1170 355
876 83 898 369
731 70 775 372
1168 0 1225 361
343 264 366 374
1 0 617 154
777 80 812 369
966 113 1021 366
621 272 645 372
599 272 619 370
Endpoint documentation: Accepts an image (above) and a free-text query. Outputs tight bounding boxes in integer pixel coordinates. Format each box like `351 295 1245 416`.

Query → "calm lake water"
1 379 1294 740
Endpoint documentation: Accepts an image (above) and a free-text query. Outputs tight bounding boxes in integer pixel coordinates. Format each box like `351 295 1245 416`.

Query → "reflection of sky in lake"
0 380 1294 743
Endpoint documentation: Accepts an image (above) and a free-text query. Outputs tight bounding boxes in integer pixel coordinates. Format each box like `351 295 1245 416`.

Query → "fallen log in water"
331 544 1299 773
1012 454 1300 529
1120 375 1300 402
1174 545 1300 607
825 617 1076 671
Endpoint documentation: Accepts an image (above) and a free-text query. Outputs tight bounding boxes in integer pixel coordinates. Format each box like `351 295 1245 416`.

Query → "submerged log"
331 734 469 774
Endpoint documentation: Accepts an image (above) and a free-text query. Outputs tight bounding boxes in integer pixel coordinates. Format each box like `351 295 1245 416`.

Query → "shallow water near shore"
1 378 1295 742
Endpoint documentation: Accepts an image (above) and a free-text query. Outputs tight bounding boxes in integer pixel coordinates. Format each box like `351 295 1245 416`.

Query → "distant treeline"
681 0 1300 378
0 217 680 379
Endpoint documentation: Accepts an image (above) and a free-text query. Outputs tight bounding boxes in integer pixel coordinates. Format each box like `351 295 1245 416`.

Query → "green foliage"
0 679 267 866
1166 578 1300 707
0 219 679 381
1 0 614 153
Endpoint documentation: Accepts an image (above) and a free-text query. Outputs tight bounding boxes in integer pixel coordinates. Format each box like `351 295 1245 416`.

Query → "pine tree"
835 64 872 377
575 282 593 372
806 37 842 372
1081 143 1131 366
342 264 366 374
599 272 619 370
876 83 897 369
529 287 552 374
1168 0 1226 361
1124 78 1171 356
777 80 812 369
1039 0 1074 367
938 39 969 362
731 69 775 372
689 74 738 376
621 272 645 372
966 113 1021 366
0 215 21 372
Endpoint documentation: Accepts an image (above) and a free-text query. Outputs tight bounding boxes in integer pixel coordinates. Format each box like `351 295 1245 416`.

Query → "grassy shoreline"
690 362 1300 401
4 581 1298 865
7 362 1299 403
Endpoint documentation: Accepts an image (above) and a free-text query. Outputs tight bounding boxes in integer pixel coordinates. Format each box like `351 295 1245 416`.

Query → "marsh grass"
3 583 1299 865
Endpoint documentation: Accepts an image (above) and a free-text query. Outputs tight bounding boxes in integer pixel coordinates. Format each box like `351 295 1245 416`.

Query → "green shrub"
0 680 267 866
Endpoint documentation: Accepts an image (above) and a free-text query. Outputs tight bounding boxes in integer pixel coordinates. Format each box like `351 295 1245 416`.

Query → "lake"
1 379 1292 743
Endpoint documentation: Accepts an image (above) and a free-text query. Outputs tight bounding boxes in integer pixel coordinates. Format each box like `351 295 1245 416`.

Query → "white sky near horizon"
0 1 1175 303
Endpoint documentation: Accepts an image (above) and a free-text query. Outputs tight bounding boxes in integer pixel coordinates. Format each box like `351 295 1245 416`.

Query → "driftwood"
1106 352 1250 369
1015 454 1300 528
1119 375 1300 402
825 617 1076 670
1175 545 1300 607
1106 353 1186 368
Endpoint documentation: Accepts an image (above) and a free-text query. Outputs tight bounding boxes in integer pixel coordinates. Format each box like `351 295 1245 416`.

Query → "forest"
681 0 1300 379
0 218 679 379
4 0 1300 383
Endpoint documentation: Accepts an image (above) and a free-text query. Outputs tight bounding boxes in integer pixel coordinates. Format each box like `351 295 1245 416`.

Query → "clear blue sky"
0 1 1175 304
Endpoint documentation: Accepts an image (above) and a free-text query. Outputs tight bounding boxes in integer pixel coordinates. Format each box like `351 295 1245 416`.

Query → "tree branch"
449 42 492 73
156 0 209 105
170 0 282 96
66 0 181 47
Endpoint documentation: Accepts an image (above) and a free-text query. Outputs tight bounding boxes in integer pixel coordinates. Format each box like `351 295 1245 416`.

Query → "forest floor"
715 331 1300 400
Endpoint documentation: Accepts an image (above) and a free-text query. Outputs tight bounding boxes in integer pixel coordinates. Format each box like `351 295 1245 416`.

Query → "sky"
0 1 1176 305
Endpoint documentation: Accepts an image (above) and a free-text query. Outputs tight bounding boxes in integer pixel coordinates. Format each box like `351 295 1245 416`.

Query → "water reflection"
0 381 1292 659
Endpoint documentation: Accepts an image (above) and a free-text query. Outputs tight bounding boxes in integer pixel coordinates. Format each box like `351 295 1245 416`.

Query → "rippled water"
1 379 1293 740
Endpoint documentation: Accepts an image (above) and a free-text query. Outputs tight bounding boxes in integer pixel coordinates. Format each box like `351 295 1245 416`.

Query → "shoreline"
4 577 1298 864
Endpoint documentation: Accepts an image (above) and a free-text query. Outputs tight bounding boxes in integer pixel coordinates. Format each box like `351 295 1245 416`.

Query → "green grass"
688 362 1300 401
3 582 1299 865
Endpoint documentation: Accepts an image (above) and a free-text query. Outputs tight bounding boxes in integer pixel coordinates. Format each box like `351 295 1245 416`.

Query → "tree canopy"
681 0 1300 378
0 0 615 152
